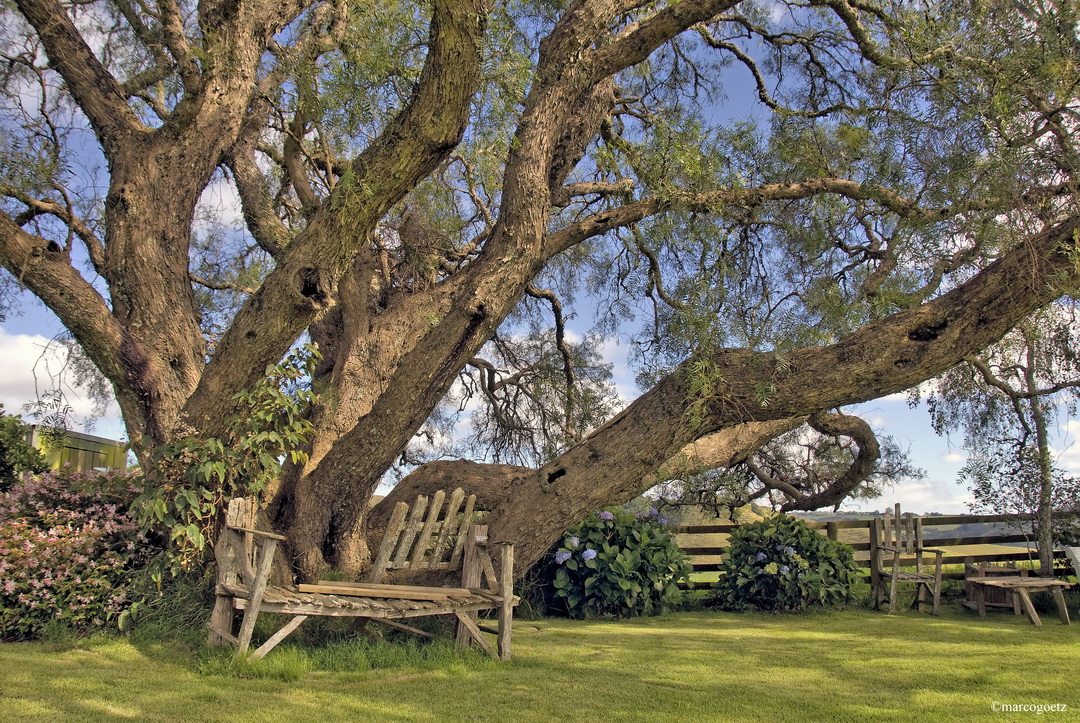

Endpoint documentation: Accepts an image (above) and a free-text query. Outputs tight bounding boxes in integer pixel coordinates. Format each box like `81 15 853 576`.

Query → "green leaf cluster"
132 344 320 578
534 507 692 619
708 514 858 613
0 404 47 492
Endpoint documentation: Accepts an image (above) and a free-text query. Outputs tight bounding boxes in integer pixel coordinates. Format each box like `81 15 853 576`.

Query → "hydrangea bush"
0 469 151 639
708 514 859 613
534 507 693 619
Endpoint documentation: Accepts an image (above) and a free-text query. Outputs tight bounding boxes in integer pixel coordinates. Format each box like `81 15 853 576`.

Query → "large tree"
2 0 1079 579
925 305 1080 573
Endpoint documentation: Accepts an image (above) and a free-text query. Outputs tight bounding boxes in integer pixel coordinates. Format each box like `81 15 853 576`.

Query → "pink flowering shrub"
0 469 151 639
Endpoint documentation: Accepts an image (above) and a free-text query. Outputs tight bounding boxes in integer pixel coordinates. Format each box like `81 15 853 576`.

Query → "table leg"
975 584 987 617
1011 590 1021 616
1016 588 1042 627
1051 587 1070 625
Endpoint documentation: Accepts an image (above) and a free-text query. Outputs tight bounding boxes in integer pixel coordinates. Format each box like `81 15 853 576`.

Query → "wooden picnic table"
967 577 1073 627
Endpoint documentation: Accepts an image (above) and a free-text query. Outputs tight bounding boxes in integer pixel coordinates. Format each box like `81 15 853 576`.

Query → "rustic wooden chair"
869 503 943 615
208 488 517 660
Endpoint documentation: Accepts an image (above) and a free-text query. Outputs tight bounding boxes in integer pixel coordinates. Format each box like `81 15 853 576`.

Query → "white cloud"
1052 420 1080 473
595 336 637 408
841 476 975 515
0 327 125 440
942 451 967 464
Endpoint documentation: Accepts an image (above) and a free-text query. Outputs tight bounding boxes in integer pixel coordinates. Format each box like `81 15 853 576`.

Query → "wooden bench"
966 577 1073 626
208 488 518 660
964 563 1029 615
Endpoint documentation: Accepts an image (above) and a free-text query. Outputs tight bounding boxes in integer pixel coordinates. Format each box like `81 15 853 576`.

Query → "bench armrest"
227 525 287 541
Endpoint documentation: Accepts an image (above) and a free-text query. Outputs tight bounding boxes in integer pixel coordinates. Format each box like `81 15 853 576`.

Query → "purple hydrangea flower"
648 507 659 517
555 551 572 564
599 511 614 521
780 565 790 574
658 517 669 526
775 544 786 551
582 549 598 561
785 547 796 556
755 552 767 562
569 536 580 548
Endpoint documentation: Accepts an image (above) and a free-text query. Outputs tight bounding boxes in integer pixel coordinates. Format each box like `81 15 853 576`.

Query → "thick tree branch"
186 0 486 429
1 184 105 272
223 140 291 258
487 214 1080 568
776 410 881 511
589 0 741 79
14 0 142 154
0 213 155 435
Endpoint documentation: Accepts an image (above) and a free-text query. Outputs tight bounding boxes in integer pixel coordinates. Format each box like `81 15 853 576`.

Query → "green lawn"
2 608 1078 721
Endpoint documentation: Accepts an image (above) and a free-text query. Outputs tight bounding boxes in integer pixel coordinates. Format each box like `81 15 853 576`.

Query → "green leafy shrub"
708 514 858 612
0 469 150 639
533 507 692 619
0 404 47 492
133 344 319 577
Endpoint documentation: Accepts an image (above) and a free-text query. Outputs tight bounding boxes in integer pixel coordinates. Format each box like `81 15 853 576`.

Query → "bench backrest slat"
393 495 429 568
448 493 476 569
410 489 446 568
368 501 409 584
430 487 466 565
368 488 477 582
878 503 922 552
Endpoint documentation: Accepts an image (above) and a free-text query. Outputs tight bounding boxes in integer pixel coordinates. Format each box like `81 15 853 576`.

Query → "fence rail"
673 511 1074 583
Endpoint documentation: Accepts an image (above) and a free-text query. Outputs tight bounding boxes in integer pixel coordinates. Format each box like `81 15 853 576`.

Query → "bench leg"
497 543 514 661
208 595 236 646
1051 587 1071 625
1016 588 1042 627
454 612 496 658
251 615 308 660
975 584 987 617
236 538 278 655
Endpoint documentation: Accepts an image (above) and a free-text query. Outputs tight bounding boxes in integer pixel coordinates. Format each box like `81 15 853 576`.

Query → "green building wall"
25 426 127 472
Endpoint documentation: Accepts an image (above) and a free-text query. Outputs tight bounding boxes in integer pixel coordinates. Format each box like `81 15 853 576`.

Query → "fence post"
869 517 881 610
826 521 838 541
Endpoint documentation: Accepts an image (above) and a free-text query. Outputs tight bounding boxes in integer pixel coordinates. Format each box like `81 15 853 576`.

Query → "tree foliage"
0 404 46 491
923 305 1080 570
1 0 1080 580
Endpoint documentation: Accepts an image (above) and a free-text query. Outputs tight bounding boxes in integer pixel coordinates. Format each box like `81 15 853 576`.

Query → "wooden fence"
671 512 1072 583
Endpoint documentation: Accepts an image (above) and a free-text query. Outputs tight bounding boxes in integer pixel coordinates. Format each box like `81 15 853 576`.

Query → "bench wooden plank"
300 583 454 602
393 495 429 568
410 489 446 569
311 580 475 597
369 501 409 584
